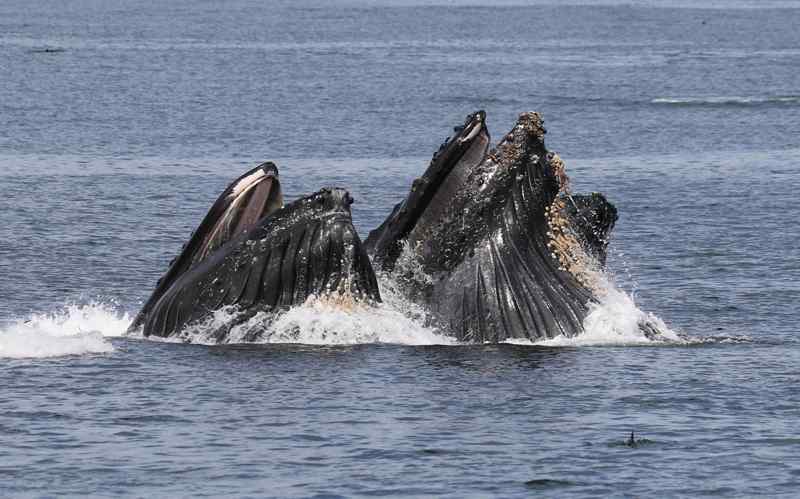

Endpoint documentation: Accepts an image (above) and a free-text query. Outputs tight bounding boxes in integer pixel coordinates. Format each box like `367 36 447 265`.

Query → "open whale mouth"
194 162 283 264
417 110 489 210
129 162 285 333
364 110 490 267
132 182 382 339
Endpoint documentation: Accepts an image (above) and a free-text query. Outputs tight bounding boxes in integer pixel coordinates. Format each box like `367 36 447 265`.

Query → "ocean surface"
1 0 799 497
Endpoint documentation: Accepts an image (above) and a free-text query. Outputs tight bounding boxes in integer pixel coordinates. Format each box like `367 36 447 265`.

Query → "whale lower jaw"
142 217 379 340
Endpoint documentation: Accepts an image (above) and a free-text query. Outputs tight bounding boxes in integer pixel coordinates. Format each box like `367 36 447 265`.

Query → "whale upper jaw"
364 110 490 270
193 162 284 265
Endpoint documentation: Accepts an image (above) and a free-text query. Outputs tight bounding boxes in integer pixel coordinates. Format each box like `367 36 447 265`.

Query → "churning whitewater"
0 264 682 359
0 302 129 359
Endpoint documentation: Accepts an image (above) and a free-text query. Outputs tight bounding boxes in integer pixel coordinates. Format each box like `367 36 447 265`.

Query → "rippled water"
1 0 799 497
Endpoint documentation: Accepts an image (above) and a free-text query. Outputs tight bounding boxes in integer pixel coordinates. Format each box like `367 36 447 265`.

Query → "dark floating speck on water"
524 478 576 489
613 431 656 449
29 47 66 53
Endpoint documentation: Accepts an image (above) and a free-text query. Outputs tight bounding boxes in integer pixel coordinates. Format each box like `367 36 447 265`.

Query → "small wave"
651 95 800 107
574 275 683 346
524 478 577 490
683 334 754 345
0 302 130 359
265 299 452 345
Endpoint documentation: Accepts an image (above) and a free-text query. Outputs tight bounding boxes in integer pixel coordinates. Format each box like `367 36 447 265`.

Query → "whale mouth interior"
193 168 283 264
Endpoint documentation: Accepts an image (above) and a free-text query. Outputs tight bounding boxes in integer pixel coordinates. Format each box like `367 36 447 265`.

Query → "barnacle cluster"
544 153 601 291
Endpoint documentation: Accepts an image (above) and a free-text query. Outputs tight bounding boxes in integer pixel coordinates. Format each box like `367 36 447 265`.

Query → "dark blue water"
2 1 799 497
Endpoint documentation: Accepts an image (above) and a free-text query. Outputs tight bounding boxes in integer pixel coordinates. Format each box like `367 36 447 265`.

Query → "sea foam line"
652 95 800 106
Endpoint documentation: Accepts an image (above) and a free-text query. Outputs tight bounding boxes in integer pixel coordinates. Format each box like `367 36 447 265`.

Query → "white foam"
257 298 451 345
393 240 436 287
0 302 131 358
162 237 455 346
546 283 681 346
502 274 683 347
166 272 454 346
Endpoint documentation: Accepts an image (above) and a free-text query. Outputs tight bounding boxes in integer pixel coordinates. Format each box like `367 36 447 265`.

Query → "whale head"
128 162 284 333
135 185 381 339
367 111 564 274
365 111 618 342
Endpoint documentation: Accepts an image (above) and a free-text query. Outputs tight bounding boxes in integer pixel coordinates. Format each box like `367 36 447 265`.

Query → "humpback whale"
129 163 380 341
366 111 619 343
129 111 664 345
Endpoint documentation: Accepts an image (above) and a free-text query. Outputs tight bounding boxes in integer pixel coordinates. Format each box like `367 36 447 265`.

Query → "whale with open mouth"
129 163 380 342
129 112 666 344
365 111 624 343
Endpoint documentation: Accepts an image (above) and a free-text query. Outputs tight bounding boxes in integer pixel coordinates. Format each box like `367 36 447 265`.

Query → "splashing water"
260 296 451 345
530 275 684 347
6 271 683 353
531 240 685 347
133 230 683 348
393 240 435 287
152 238 455 346
136 233 683 348
397 239 680 348
0 302 131 358
531 190 684 347
543 206 682 348
161 273 454 346
169 297 453 346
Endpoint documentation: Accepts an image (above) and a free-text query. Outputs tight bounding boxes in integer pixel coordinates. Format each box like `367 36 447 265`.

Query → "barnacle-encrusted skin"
366 111 618 342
